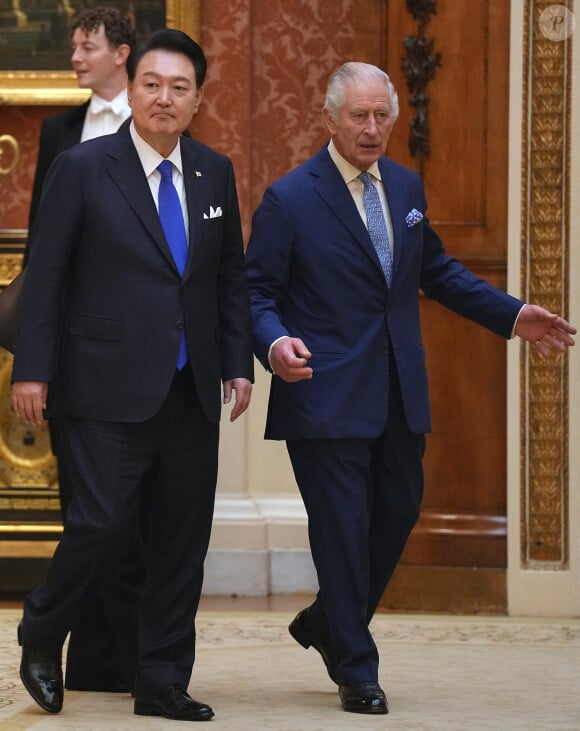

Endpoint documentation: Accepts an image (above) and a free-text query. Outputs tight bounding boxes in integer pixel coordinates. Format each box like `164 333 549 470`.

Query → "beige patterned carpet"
1 608 579 730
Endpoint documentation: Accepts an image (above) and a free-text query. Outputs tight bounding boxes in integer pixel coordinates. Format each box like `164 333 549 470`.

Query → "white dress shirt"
81 89 131 142
327 139 394 258
129 122 189 243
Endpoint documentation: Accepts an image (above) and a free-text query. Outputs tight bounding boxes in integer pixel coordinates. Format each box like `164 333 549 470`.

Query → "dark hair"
72 6 137 50
127 28 207 88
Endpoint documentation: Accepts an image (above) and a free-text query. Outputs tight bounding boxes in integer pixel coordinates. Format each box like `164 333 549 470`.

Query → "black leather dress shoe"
339 681 388 714
134 685 214 721
288 609 337 683
18 622 63 714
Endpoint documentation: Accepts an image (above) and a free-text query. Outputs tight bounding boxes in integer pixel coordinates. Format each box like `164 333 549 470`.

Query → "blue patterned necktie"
158 159 188 369
359 171 393 287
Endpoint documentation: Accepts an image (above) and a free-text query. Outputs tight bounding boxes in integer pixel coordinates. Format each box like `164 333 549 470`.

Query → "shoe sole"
134 702 214 721
342 705 389 715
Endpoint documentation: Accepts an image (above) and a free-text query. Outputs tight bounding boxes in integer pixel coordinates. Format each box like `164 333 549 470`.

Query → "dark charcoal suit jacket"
14 124 254 423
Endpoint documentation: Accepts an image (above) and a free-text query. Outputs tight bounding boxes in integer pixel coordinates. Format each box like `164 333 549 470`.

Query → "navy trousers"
287 374 425 684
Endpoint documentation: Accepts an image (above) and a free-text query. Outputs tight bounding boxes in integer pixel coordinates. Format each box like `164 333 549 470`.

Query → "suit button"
176 320 184 330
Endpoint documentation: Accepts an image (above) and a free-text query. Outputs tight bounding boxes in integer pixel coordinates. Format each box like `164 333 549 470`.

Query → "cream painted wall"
206 361 313 594
216 358 301 499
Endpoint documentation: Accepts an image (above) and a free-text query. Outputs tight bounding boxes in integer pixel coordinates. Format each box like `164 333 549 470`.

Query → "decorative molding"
520 0 572 569
0 1 200 105
206 496 314 595
401 0 442 177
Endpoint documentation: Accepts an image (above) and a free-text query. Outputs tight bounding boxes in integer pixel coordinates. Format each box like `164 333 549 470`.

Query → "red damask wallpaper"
1 0 358 241
197 0 356 239
0 107 54 232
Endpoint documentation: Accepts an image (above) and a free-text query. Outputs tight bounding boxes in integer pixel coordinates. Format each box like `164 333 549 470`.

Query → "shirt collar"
327 139 382 185
89 89 129 116
129 122 183 178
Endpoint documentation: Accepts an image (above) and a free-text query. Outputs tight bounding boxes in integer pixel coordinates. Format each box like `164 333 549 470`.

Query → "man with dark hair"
24 6 140 696
14 28 253 722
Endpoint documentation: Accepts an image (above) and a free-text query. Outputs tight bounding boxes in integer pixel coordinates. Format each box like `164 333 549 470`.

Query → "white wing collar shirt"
81 88 130 142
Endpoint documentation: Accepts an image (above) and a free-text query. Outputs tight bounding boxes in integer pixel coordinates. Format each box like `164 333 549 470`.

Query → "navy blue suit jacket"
14 125 253 424
246 145 522 439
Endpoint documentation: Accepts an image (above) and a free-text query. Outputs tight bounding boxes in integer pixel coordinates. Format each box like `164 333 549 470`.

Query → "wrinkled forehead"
341 78 392 109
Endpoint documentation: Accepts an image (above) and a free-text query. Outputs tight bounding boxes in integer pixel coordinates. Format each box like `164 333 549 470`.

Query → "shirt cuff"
268 335 290 373
511 303 527 338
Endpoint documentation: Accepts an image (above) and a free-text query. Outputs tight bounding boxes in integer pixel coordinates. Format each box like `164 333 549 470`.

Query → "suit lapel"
61 102 89 148
311 148 384 276
380 158 412 290
105 131 179 273
180 139 205 278
379 159 405 273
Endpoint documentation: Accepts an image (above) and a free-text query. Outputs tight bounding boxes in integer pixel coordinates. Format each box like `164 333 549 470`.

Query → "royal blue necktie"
158 159 188 369
359 171 393 287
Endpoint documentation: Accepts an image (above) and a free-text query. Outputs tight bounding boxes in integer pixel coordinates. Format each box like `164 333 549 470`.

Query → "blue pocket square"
405 208 423 227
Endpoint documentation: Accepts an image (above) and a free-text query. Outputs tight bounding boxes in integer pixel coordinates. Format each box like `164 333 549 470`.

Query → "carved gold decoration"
520 0 571 569
0 254 22 285
0 133 18 174
0 245 60 531
0 352 56 485
0 0 200 105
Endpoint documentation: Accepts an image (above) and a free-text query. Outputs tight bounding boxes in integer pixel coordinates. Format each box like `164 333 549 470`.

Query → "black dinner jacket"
25 102 90 264
14 124 254 424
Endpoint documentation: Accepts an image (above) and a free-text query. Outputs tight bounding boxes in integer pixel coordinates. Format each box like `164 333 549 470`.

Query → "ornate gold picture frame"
0 0 200 105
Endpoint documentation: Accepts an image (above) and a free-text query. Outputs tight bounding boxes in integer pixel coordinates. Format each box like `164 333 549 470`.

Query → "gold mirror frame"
0 0 200 105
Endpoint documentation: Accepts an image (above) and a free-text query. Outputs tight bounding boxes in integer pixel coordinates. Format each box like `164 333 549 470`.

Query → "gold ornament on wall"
0 134 19 176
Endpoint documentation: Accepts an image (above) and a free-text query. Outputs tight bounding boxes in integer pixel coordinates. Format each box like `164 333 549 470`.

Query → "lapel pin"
195 171 202 177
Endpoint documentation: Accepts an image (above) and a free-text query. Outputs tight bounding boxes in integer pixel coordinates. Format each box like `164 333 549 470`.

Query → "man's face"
323 77 396 170
128 49 203 154
71 25 125 94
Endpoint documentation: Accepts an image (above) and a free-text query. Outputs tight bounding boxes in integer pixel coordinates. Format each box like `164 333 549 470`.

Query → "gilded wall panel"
520 0 572 568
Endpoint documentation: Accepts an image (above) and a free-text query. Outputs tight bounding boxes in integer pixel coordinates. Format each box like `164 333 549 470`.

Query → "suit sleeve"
245 186 293 370
419 214 523 338
216 158 255 382
13 151 84 383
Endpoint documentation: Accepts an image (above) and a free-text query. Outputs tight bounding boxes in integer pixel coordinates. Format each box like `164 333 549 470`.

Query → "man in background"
27 6 136 264
245 61 576 716
25 6 140 694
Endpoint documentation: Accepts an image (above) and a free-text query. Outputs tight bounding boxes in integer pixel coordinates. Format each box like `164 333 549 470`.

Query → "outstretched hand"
515 304 576 357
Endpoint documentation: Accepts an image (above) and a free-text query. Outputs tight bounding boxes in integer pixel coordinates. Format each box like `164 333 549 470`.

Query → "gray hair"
324 62 399 122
